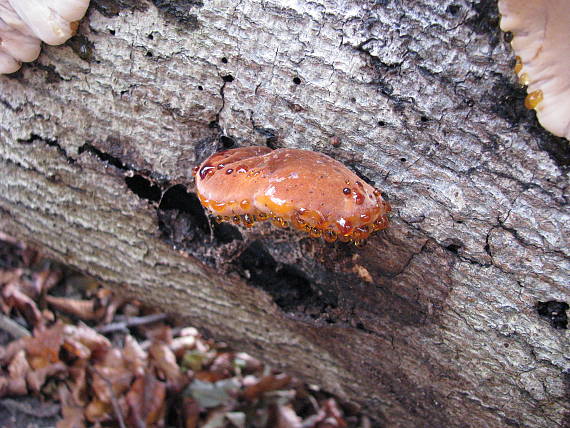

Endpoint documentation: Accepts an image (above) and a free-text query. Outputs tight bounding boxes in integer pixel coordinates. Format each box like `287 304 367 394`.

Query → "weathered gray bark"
0 0 568 426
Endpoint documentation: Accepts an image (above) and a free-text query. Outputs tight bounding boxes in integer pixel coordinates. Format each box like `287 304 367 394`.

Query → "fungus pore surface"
499 0 570 140
194 147 391 244
0 0 90 74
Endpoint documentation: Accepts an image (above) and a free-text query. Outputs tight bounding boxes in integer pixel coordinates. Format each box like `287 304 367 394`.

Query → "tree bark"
0 0 568 426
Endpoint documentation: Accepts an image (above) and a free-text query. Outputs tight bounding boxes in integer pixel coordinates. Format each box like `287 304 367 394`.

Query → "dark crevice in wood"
28 63 66 84
91 0 149 18
124 175 161 202
17 134 75 164
235 240 328 314
219 135 236 149
78 143 127 170
253 127 279 149
151 0 202 29
536 301 569 330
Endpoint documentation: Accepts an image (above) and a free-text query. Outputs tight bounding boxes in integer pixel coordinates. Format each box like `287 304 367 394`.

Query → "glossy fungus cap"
194 147 391 243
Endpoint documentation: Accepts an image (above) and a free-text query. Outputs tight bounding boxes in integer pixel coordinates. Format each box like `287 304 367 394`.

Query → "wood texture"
0 0 568 426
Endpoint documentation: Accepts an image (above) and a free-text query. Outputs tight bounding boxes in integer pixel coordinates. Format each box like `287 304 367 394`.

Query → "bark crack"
17 134 75 164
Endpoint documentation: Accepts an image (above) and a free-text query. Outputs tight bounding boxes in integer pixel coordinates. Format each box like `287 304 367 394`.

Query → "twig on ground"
0 314 30 338
96 313 168 334
91 367 127 428
0 398 60 418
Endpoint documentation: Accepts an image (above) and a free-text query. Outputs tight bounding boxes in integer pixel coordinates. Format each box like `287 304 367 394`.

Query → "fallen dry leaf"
57 384 86 428
149 342 187 390
46 296 105 321
171 334 197 359
243 373 292 401
123 335 147 377
33 268 62 295
68 359 88 407
27 361 67 393
208 352 234 379
25 323 65 369
2 282 44 328
276 404 303 428
84 397 112 424
139 322 172 344
0 268 22 288
6 349 30 395
62 324 111 360
182 397 200 428
321 398 347 427
125 373 166 428
90 348 133 405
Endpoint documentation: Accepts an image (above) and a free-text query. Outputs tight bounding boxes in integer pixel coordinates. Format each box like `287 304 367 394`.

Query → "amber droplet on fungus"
524 90 543 110
499 0 570 140
518 73 530 87
514 56 523 74
194 147 391 244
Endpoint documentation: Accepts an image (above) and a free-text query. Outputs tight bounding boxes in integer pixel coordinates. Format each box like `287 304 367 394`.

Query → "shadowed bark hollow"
0 0 568 426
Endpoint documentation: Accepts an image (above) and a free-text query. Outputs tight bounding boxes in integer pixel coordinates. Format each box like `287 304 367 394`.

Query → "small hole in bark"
146 51 153 57
109 29 115 35
446 4 461 15
221 57 228 63
254 127 278 149
222 74 234 82
378 120 386 127
536 301 569 329
197 85 203 91
445 243 461 254
420 115 429 122
125 175 161 202
208 120 219 129
220 135 236 149
292 77 301 85
147 33 154 40
503 32 513 43
380 83 393 96
350 97 356 103
400 157 406 162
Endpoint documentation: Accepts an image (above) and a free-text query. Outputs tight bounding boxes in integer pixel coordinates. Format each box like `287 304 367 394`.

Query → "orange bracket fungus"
0 0 90 74
499 0 570 140
194 147 391 245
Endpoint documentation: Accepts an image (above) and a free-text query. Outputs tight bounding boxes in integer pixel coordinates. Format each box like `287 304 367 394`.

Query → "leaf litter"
0 233 371 428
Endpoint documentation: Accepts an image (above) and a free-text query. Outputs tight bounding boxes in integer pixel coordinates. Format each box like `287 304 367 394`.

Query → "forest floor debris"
0 233 370 428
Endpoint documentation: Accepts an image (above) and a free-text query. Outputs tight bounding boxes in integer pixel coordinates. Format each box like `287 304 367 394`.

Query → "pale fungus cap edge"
499 0 570 140
0 0 90 74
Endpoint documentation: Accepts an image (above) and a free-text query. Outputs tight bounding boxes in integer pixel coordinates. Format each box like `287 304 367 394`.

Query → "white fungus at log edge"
499 0 570 141
0 0 90 74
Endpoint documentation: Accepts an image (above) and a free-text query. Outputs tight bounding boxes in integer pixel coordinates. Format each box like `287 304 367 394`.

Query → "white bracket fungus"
499 0 570 141
0 0 90 74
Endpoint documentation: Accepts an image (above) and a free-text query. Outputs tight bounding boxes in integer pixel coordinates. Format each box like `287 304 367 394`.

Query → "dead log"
0 0 568 426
